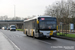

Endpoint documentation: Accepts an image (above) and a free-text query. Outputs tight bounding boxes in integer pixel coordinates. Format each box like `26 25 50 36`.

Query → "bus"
23 16 57 38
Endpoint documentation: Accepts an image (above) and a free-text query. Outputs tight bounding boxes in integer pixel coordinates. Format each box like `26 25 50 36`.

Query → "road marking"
1 31 51 48
7 38 20 50
1 32 20 50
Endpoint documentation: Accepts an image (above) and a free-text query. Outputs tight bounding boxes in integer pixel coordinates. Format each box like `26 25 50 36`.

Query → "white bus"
23 16 57 38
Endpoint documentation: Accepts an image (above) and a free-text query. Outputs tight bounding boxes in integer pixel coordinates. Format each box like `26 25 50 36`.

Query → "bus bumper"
39 32 57 37
39 30 57 37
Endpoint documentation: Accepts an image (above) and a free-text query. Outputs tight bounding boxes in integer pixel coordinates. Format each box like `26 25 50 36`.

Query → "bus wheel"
33 32 35 38
26 32 28 36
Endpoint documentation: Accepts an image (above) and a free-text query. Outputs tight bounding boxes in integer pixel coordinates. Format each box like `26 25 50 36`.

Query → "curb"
54 36 75 41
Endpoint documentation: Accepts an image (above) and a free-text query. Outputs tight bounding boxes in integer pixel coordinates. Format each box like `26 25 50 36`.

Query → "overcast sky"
0 0 62 18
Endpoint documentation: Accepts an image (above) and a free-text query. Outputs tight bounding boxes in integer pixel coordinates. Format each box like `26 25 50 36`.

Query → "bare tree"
0 15 8 20
11 17 21 20
44 0 75 24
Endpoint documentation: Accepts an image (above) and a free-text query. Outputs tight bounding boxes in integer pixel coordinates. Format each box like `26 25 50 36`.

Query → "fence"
58 24 71 35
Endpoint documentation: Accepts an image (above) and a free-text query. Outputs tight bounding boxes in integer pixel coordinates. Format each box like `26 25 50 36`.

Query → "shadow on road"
38 38 57 41
23 36 57 42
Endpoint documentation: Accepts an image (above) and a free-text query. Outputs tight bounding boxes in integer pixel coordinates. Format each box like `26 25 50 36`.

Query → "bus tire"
33 32 35 38
26 32 28 36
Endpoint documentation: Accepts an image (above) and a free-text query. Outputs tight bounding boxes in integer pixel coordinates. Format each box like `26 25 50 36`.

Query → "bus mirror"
37 20 39 24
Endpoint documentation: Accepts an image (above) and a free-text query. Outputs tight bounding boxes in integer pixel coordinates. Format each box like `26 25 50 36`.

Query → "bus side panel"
24 22 27 34
30 19 39 37
30 19 36 36
30 20 34 36
24 21 30 36
23 22 25 34
27 21 33 36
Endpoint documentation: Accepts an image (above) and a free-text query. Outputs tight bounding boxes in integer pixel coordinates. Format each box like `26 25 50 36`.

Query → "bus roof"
24 16 38 22
24 16 56 22
39 16 52 17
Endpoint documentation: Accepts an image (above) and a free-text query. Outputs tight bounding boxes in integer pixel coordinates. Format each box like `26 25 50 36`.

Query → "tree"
44 0 75 24
11 17 21 20
0 15 8 20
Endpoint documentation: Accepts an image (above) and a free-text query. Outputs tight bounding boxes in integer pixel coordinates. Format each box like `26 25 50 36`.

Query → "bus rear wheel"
26 32 28 36
33 32 35 38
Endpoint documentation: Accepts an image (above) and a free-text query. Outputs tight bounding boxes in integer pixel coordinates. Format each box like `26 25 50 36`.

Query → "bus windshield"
39 21 56 29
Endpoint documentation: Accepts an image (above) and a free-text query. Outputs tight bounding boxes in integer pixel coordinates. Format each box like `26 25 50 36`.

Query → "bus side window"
32 20 35 28
35 20 38 33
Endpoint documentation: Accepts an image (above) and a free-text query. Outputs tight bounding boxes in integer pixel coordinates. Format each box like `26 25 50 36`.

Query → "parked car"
10 25 16 31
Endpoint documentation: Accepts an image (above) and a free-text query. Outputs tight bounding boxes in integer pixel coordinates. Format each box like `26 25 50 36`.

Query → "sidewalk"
0 32 14 50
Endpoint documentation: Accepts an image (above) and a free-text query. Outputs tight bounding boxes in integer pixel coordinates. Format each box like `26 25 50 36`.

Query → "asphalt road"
0 30 75 50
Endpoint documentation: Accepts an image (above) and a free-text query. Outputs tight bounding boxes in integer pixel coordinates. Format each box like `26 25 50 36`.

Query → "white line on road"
2 30 51 49
1 32 20 50
8 38 20 50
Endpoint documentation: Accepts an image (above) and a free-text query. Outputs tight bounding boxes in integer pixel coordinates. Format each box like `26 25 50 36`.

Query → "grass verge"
57 33 75 38
16 29 23 31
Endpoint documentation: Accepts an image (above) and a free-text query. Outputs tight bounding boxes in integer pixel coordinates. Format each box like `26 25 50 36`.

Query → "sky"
0 0 62 18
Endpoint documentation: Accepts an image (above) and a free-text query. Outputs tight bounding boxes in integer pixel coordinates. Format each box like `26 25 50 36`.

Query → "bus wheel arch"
33 32 35 37
26 31 28 36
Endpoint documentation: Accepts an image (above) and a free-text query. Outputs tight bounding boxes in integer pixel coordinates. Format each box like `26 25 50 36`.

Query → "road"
0 30 75 50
